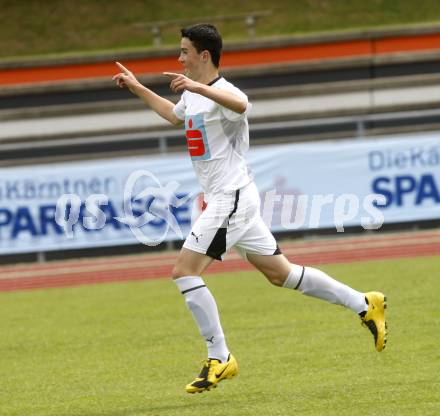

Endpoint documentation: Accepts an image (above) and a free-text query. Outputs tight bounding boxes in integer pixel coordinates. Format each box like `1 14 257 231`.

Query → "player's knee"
171 264 197 280
171 265 185 280
264 271 286 287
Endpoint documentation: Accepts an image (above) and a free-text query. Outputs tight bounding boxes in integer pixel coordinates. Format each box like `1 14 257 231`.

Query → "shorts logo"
185 114 211 161
191 231 202 243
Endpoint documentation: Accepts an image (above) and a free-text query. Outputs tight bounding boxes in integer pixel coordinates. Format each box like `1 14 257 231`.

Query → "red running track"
0 230 439 292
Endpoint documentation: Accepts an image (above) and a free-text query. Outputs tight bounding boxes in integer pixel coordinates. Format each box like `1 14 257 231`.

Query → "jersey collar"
207 76 222 86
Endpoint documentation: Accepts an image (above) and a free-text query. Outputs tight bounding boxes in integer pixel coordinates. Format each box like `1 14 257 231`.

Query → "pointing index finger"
163 72 182 79
116 62 130 74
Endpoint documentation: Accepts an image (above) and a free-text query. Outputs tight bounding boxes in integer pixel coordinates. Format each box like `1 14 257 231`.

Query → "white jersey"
173 77 253 199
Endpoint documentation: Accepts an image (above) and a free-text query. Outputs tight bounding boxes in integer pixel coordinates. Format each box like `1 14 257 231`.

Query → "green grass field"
3 0 440 59
1 256 439 416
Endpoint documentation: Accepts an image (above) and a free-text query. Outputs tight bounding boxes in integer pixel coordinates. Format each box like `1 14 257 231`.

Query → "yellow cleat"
361 292 387 352
186 354 238 394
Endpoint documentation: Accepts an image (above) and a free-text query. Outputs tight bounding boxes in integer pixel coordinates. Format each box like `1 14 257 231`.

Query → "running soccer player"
113 23 387 394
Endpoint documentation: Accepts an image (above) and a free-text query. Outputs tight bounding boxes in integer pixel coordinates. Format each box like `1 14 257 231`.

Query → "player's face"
178 37 204 80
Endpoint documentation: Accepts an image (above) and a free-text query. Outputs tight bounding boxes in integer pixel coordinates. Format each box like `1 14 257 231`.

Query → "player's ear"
201 50 210 63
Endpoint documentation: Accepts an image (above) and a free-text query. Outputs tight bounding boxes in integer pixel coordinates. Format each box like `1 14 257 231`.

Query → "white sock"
174 276 229 362
283 264 367 314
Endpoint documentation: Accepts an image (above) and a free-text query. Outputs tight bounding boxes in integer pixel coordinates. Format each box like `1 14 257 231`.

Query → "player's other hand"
163 72 199 93
112 62 140 93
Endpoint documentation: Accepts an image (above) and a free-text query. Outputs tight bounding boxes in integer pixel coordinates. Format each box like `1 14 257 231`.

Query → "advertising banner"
0 132 439 254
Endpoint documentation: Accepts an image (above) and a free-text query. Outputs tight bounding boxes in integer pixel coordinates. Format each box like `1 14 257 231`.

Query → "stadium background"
0 1 439 415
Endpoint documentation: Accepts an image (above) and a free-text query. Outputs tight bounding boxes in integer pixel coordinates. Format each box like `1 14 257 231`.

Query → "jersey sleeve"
218 84 252 121
173 95 186 120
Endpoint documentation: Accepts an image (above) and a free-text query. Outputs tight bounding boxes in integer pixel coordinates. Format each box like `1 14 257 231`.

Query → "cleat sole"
363 291 388 352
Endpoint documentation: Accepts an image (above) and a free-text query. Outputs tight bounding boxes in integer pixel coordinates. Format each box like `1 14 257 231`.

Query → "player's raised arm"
164 72 247 115
112 62 183 126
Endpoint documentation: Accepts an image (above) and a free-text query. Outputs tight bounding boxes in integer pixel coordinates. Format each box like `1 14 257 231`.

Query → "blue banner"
1 132 439 254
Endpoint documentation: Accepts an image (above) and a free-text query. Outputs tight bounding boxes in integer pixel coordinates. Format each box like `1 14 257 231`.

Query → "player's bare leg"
172 248 238 393
172 247 214 279
246 252 387 351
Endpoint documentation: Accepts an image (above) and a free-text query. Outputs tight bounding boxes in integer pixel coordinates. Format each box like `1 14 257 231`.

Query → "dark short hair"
180 24 222 68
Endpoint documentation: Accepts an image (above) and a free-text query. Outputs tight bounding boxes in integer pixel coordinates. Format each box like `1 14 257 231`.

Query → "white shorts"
183 182 281 260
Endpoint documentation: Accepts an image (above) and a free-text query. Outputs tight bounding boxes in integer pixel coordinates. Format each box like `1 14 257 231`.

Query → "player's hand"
163 72 200 93
112 62 140 93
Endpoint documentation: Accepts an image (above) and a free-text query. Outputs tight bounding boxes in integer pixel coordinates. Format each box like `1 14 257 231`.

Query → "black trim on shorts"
206 189 240 261
228 189 240 219
206 228 227 260
273 245 282 255
294 266 306 290
181 284 206 295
